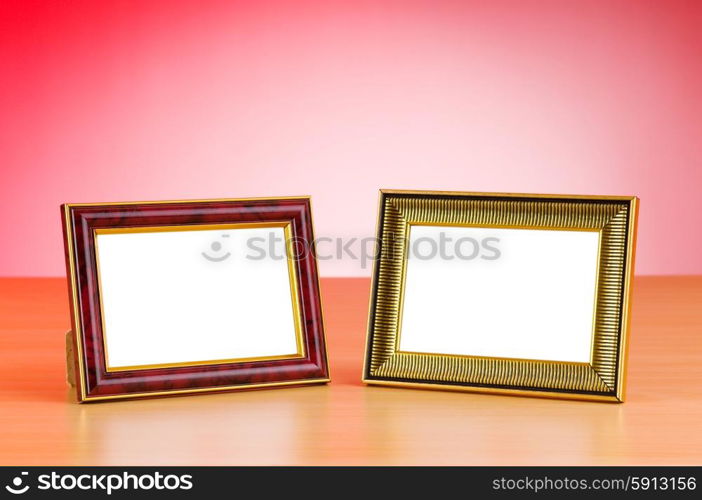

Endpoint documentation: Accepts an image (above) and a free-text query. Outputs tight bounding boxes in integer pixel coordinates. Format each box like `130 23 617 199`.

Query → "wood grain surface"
0 276 700 465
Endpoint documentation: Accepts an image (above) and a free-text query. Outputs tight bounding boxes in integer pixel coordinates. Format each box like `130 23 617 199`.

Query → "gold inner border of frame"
93 222 306 372
364 192 637 401
393 223 603 364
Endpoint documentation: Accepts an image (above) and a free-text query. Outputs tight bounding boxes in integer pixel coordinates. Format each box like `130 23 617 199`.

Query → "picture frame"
363 190 638 402
62 197 329 402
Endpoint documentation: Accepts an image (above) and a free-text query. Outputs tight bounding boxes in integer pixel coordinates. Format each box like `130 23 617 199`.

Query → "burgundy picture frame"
62 197 329 402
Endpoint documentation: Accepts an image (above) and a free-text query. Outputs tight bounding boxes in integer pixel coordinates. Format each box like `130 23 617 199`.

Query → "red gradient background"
1 0 700 276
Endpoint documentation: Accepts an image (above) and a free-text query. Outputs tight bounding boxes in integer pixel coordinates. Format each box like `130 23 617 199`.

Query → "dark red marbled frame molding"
62 197 329 402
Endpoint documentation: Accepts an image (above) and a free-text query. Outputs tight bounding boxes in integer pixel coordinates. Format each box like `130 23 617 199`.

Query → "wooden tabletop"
0 276 700 465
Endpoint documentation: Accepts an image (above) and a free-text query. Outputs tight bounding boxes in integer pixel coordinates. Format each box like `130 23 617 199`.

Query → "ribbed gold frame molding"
363 190 638 402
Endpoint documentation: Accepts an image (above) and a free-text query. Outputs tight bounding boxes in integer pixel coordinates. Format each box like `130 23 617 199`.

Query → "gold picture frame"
363 190 638 402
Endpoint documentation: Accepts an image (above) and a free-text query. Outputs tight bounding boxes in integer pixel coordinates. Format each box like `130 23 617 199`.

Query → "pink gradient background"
1 0 700 276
